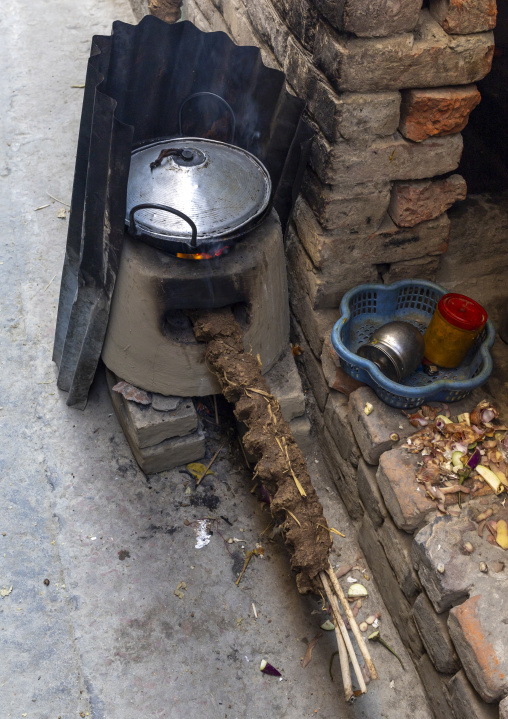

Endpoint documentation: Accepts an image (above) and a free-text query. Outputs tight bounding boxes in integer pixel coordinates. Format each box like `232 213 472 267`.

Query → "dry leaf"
301 631 322 668
186 462 215 481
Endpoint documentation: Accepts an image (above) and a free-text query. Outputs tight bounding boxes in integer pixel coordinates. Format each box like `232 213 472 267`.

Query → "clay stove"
102 210 289 397
102 207 299 472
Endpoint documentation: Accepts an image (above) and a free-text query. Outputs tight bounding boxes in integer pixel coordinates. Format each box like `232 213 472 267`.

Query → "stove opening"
161 310 195 343
161 303 251 344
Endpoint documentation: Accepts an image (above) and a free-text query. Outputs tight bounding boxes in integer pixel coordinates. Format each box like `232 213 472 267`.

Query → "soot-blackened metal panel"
53 15 313 408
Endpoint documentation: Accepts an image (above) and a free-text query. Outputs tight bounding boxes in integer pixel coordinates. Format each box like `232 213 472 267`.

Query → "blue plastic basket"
330 280 495 409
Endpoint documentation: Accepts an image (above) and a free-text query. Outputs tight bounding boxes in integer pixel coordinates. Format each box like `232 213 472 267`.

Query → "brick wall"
181 0 495 395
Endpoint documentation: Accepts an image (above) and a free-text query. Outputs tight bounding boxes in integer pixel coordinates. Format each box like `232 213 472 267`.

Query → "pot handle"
178 92 236 144
128 203 198 248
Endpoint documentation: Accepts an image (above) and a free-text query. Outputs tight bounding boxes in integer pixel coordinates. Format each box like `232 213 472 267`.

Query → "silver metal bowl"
357 321 425 383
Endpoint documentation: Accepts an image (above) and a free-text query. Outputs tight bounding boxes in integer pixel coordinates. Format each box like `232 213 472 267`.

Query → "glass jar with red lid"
423 293 487 368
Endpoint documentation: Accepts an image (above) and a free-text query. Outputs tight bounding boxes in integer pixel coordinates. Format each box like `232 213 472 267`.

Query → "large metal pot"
125 136 272 257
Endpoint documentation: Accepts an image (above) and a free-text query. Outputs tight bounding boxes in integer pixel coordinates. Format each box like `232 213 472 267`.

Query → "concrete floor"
0 1 433 717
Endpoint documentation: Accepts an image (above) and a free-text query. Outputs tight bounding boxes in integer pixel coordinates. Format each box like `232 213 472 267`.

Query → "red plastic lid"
438 293 487 332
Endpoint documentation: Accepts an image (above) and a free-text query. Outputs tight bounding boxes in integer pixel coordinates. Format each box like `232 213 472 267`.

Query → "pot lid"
437 293 487 332
126 138 271 242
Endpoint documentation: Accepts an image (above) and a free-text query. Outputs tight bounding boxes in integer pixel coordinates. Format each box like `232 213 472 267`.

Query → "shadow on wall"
459 2 508 192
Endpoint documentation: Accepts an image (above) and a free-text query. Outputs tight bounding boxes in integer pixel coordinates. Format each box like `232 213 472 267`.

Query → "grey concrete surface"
0 0 432 717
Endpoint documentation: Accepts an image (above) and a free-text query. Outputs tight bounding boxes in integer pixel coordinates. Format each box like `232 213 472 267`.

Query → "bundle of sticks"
320 564 378 699
192 308 378 700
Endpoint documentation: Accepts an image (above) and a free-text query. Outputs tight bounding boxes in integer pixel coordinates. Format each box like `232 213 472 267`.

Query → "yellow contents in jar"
423 293 487 369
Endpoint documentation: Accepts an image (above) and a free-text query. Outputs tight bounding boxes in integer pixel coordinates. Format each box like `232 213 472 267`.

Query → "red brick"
430 0 497 35
448 594 508 703
389 175 467 228
294 193 450 270
399 85 482 142
376 447 435 532
310 131 464 185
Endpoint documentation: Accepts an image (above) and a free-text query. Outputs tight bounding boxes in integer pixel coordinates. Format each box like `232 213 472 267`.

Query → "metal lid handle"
128 203 198 248
178 92 236 144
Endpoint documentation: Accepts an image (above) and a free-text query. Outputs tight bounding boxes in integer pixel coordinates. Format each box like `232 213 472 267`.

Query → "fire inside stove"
176 245 231 260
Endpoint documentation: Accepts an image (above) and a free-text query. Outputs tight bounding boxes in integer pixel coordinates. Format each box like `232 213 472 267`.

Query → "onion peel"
476 465 504 494
496 520 508 550
260 659 282 677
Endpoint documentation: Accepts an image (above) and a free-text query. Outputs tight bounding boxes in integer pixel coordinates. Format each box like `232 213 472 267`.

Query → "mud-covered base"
192 308 332 593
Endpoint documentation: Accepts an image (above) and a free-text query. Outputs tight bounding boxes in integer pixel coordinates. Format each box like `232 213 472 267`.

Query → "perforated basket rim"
330 279 496 400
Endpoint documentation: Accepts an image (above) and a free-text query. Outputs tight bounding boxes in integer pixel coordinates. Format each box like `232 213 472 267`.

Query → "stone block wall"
180 0 495 436
304 378 507 718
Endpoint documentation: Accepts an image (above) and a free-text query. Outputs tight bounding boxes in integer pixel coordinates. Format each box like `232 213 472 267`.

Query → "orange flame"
176 246 230 260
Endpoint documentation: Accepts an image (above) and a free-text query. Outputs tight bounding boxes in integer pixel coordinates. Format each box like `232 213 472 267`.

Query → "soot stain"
190 492 220 510
227 647 239 663
231 550 244 577
147 524 179 535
